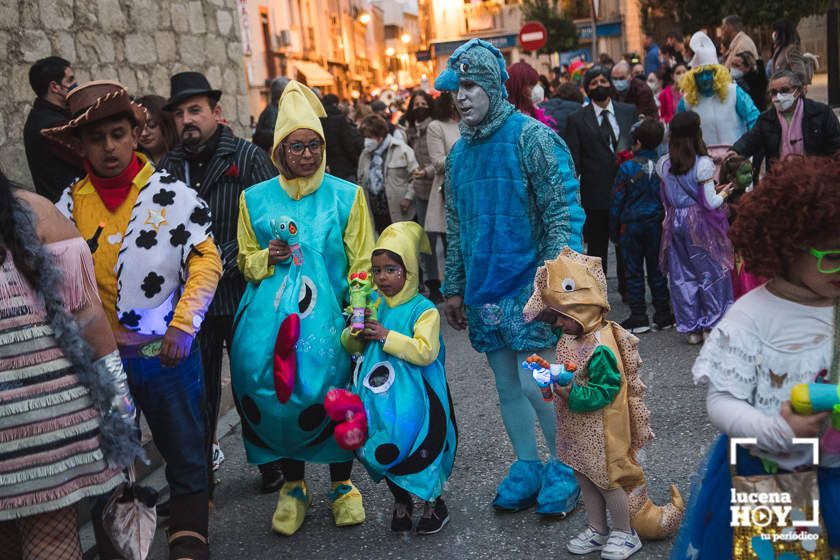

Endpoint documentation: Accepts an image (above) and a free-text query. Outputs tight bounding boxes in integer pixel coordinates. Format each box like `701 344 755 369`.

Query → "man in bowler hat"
157 72 282 497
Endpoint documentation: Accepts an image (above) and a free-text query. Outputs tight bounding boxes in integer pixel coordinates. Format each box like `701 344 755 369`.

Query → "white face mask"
531 83 545 104
646 78 658 91
364 138 379 152
772 92 797 112
730 68 744 80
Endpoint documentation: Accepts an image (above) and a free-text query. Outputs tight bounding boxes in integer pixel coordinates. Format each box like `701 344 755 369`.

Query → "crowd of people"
0 11 839 560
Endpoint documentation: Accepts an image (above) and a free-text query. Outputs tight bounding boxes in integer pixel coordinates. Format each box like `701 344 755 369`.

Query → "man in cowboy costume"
46 80 222 560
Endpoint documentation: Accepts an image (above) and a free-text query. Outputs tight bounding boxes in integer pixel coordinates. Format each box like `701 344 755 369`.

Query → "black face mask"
588 85 612 102
412 107 431 122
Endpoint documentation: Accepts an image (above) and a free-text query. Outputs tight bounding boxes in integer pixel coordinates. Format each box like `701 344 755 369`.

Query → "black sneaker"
652 311 675 330
391 499 413 532
259 463 285 494
416 499 449 535
620 313 650 334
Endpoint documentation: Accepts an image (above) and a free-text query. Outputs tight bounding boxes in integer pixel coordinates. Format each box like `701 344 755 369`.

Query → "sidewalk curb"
80 407 242 559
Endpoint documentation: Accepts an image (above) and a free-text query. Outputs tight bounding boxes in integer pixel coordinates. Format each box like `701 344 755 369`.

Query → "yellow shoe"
329 480 365 527
271 480 311 536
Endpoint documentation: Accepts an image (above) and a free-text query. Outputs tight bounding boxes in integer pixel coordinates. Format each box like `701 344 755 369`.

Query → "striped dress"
0 237 122 520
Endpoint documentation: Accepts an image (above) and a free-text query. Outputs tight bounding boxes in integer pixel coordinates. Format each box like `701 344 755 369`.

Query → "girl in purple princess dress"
657 112 735 345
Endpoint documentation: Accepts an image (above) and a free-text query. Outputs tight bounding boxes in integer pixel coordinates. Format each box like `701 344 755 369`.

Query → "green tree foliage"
638 0 830 35
520 0 579 54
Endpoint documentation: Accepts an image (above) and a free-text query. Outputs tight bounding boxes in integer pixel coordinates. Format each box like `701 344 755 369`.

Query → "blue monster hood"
434 38 516 142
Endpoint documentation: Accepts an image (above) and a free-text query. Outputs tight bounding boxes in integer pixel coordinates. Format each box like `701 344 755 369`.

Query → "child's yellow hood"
375 222 431 307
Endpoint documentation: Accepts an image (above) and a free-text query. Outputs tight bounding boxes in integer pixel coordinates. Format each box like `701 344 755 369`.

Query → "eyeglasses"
283 140 323 155
768 87 796 96
807 247 840 274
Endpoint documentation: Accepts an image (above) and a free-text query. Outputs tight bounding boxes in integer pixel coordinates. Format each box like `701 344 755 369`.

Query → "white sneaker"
686 332 703 345
566 526 609 555
212 442 225 471
601 529 642 560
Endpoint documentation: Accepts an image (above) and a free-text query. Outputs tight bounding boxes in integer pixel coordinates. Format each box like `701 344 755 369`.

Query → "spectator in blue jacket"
609 118 674 334
643 32 662 77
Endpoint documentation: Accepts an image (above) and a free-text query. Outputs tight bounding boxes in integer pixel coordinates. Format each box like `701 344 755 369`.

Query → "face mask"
531 83 545 104
412 107 430 122
613 79 630 92
646 79 659 91
363 138 379 152
730 68 744 80
772 92 797 112
588 85 611 102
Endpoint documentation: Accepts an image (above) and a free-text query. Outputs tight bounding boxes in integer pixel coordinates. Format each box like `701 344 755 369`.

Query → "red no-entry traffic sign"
519 21 548 51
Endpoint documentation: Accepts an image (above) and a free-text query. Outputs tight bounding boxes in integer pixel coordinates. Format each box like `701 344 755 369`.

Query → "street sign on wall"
518 21 548 51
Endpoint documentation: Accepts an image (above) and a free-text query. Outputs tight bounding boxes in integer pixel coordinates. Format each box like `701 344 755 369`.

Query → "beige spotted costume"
523 248 684 540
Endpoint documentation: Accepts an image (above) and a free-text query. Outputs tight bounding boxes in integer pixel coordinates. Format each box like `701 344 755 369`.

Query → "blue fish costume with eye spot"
231 81 375 466
341 222 457 501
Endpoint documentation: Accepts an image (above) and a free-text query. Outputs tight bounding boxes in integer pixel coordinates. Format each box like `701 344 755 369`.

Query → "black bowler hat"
164 71 222 111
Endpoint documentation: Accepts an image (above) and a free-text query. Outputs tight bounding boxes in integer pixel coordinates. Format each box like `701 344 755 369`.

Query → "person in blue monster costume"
231 80 375 536
435 38 586 515
340 221 457 534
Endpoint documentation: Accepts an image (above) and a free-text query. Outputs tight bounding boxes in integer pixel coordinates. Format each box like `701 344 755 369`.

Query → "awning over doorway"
293 60 335 87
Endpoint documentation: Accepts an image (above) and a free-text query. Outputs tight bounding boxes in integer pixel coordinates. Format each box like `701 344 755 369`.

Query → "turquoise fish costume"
343 222 457 501
232 82 375 466
436 39 586 353
435 39 584 515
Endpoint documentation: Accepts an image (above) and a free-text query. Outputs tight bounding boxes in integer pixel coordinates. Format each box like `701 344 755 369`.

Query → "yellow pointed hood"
374 222 431 307
542 248 609 334
271 80 327 200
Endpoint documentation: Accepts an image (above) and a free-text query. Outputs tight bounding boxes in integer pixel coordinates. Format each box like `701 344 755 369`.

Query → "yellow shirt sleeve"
237 191 275 283
382 308 440 366
340 326 368 355
169 237 222 336
343 188 376 277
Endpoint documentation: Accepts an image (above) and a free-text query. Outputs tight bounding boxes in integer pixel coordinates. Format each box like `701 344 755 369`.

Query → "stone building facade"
1 0 251 188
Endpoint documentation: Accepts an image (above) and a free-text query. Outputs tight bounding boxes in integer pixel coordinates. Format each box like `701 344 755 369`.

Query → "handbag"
101 467 159 560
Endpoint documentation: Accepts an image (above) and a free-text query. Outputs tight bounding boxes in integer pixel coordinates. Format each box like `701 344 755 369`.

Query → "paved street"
141 266 717 560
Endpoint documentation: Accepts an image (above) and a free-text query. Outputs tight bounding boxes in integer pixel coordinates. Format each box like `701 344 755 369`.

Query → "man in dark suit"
564 65 638 278
158 72 282 498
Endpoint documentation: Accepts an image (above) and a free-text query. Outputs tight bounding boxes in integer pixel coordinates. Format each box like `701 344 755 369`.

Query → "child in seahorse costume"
523 248 684 558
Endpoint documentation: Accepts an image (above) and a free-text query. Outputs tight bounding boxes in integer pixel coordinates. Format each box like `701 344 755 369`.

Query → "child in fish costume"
337 222 457 534
231 80 375 536
523 248 684 559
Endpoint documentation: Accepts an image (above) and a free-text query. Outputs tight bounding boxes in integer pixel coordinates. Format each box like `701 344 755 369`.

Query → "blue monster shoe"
492 459 543 511
536 458 580 517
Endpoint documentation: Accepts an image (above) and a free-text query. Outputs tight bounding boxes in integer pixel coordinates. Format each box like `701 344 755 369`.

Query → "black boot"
168 491 210 560
259 460 285 494
621 302 650 334
425 280 444 304
652 300 675 330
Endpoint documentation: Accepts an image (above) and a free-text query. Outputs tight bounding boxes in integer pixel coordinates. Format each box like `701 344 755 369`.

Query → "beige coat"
723 31 758 69
424 119 461 234
357 135 419 223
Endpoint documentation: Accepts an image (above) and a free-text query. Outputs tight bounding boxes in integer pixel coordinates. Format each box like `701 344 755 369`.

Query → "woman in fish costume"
523 248 685 556
231 80 375 536
339 222 457 535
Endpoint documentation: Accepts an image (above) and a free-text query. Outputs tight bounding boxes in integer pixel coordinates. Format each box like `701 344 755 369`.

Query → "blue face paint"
695 69 715 96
